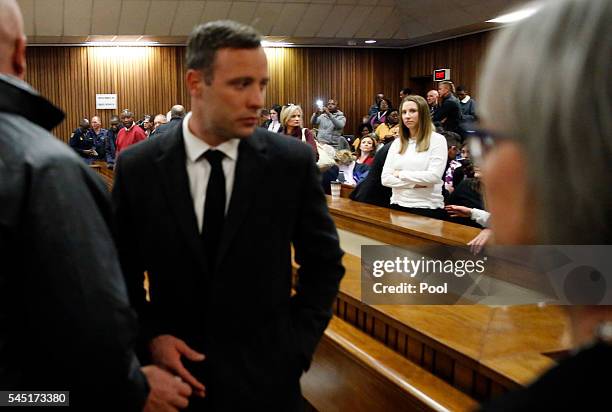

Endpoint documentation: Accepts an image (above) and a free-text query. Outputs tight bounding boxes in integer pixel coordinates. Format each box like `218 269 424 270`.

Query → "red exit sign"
433 69 450 81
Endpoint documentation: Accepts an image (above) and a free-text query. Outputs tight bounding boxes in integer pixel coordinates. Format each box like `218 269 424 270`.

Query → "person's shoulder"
430 131 447 145
0 112 92 175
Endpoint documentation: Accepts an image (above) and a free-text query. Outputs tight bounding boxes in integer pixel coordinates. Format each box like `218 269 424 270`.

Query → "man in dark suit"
112 20 344 411
152 104 185 139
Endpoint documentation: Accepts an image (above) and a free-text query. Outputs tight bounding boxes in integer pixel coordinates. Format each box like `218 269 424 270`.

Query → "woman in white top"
381 95 448 220
267 104 282 133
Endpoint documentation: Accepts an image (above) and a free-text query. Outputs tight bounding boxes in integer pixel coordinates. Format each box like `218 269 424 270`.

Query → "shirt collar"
182 112 240 163
461 95 471 104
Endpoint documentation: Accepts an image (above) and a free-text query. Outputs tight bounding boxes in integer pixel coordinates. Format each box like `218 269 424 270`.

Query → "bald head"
0 0 26 78
170 105 185 119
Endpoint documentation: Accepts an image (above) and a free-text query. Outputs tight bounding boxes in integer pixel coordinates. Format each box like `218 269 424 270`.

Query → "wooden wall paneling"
26 33 493 143
403 31 494 99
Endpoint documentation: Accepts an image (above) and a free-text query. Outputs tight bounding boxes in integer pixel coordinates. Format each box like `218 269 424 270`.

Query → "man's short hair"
456 85 467 93
400 87 412 95
186 20 262 84
120 110 133 118
440 130 461 148
439 81 455 94
110 115 120 123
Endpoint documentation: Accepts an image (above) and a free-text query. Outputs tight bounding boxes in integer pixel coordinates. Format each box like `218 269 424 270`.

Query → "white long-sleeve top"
381 132 448 208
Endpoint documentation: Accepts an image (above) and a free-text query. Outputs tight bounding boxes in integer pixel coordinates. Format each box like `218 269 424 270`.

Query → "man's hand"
445 205 472 218
150 335 206 397
323 106 331 116
468 228 493 254
141 365 192 412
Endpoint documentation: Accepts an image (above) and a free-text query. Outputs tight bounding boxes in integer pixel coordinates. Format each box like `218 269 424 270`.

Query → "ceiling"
18 0 530 48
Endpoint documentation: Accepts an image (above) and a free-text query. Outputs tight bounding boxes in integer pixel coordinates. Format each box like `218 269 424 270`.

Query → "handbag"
302 128 335 171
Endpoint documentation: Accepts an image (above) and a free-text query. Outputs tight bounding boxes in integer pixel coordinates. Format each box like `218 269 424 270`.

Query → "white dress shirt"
182 112 240 233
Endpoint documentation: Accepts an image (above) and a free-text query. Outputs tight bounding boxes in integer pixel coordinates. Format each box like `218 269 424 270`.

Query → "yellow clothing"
375 123 399 141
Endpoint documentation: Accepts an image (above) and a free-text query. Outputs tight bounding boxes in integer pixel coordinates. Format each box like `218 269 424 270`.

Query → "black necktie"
201 150 226 269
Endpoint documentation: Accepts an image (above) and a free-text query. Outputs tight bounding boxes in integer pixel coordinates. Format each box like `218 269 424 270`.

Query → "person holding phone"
311 99 349 150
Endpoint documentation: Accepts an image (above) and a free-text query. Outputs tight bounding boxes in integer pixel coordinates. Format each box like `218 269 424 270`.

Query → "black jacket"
0 74 148 410
150 116 183 139
112 125 345 410
350 142 393 207
433 94 463 134
481 342 611 411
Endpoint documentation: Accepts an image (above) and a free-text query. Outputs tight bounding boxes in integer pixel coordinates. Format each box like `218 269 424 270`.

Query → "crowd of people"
252 78 485 240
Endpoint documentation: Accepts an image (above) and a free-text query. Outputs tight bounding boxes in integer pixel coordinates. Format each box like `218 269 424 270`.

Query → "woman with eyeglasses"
381 95 448 219
475 0 612 410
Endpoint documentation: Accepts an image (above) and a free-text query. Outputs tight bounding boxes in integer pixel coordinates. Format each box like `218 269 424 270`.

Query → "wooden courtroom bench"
302 317 478 412
90 162 114 191
300 196 571 407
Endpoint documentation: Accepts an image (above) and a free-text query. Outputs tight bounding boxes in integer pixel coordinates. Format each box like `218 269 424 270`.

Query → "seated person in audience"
381 95 448 220
115 110 146 157
258 108 270 127
104 115 121 169
88 115 107 161
335 150 369 186
459 142 470 160
69 117 97 164
374 109 400 148
352 122 373 151
440 130 462 200
355 134 377 166
280 104 318 160
266 104 282 133
369 97 391 129
350 137 393 207
368 92 384 116
475 0 612 409
311 98 348 150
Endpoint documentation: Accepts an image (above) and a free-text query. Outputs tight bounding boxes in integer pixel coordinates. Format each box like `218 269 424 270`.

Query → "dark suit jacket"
112 122 345 411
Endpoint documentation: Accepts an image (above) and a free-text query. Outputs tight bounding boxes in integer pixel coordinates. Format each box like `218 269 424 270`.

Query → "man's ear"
186 69 204 97
12 36 26 79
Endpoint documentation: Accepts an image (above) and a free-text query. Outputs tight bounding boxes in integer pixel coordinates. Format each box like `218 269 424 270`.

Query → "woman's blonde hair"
280 104 303 128
398 95 434 154
335 150 355 166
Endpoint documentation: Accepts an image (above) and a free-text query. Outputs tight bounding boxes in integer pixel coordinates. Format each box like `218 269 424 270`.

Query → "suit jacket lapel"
155 127 207 271
216 134 267 269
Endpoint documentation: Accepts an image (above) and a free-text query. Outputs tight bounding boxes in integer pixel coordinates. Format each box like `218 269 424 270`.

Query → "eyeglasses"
465 127 509 166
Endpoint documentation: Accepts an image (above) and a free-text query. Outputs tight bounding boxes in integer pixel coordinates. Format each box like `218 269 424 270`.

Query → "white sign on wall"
96 94 117 109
